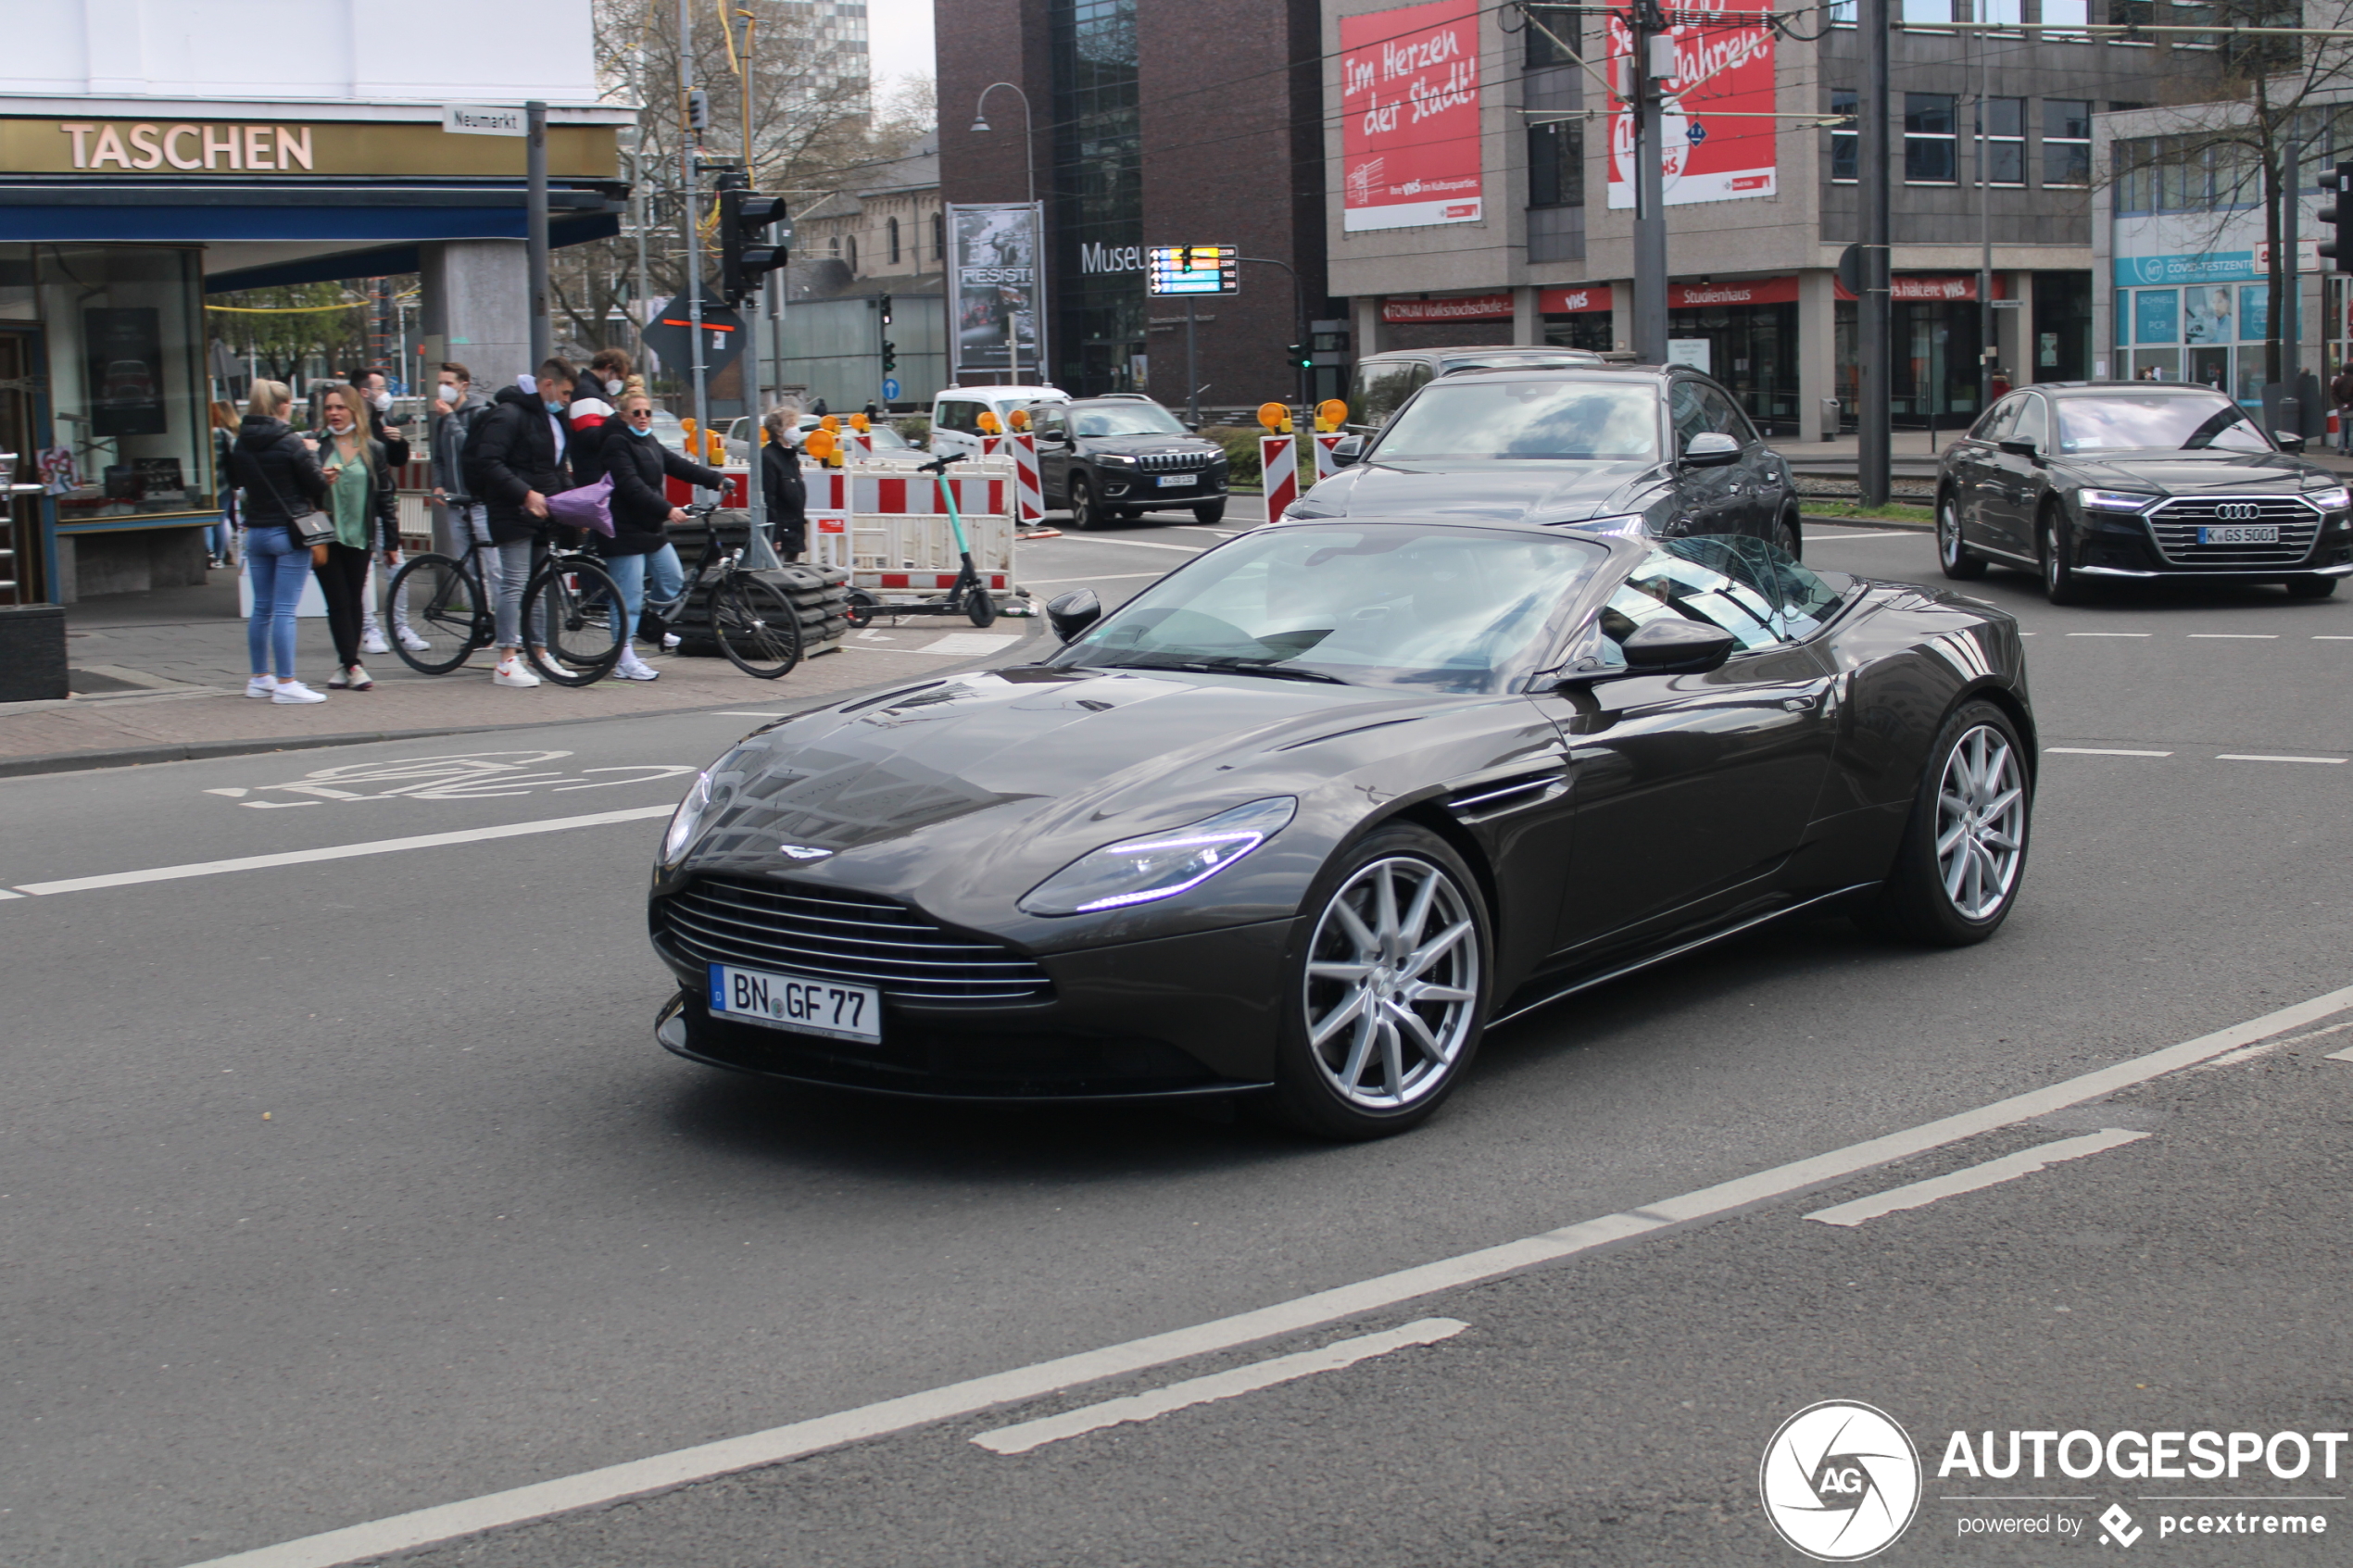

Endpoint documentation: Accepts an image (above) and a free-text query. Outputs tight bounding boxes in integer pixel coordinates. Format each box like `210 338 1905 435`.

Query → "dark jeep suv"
1032 395 1232 528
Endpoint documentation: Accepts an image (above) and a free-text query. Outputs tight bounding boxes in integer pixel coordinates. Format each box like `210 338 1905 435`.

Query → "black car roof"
1410 363 1680 384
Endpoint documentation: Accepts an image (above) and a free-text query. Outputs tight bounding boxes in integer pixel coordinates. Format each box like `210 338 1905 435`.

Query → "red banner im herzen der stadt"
1340 0 1483 232
1606 0 1777 208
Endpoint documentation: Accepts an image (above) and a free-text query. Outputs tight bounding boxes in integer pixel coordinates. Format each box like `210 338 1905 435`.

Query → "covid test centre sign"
1340 0 1482 232
1606 0 1777 208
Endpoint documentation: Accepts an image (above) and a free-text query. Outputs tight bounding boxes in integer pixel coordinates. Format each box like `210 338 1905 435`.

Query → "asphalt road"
4 518 2349 1567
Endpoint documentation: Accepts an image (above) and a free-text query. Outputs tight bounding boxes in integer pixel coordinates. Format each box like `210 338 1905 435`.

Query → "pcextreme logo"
1759 1400 1924 1561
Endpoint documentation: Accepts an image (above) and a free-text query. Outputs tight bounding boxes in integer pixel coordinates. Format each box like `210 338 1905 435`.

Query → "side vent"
1444 767 1568 822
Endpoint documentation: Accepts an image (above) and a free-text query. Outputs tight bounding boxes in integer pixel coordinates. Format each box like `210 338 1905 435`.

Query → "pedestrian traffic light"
687 90 711 132
719 187 790 304
881 340 898 372
1288 342 1312 370
2322 163 2353 273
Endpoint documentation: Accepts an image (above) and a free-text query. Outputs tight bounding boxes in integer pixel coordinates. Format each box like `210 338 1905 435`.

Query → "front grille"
2145 496 2322 567
1137 451 1215 473
655 876 1052 1003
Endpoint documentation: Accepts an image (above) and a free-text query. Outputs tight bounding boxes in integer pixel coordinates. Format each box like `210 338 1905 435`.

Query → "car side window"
1034 405 1067 440
1698 386 1757 445
1972 396 2020 443
2008 394 2048 450
1765 548 1846 641
936 399 978 434
1669 380 1709 449
1592 541 1782 665
1353 362 1428 427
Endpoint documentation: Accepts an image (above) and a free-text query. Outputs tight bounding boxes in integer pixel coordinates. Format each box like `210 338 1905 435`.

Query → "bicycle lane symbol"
201 751 699 807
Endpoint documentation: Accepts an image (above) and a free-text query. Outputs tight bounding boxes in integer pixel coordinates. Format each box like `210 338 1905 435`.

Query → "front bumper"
652 916 1294 1100
2070 508 2353 579
1099 469 1229 508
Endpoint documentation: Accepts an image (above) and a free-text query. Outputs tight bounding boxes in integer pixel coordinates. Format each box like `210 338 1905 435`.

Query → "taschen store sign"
0 118 616 178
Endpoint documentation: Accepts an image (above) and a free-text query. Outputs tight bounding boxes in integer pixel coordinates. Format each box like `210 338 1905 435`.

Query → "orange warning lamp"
849 412 871 433
1008 408 1030 432
1256 401 1292 434
1314 398 1349 433
819 414 840 433
976 409 1001 435
803 427 838 464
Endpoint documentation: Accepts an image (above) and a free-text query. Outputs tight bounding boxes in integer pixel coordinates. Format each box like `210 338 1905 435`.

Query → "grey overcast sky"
868 0 937 95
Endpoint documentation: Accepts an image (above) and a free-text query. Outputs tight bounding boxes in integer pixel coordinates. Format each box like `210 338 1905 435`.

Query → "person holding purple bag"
598 392 724 682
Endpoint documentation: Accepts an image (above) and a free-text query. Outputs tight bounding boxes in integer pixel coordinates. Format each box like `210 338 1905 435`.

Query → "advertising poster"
1340 0 1483 232
1605 0 1777 208
948 203 1045 380
84 307 167 437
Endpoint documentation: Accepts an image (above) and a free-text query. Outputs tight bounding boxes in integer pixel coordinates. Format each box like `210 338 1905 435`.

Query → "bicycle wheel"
521 556 625 686
711 573 805 680
963 568 998 628
385 553 486 675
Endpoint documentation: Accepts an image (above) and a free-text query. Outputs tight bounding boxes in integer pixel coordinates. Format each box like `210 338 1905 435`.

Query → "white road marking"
924 633 1024 658
2216 753 2346 764
205 787 250 798
971 1318 1468 1457
0 889 22 899
1057 535 1206 554
712 711 790 718
2330 1046 2353 1062
176 975 2353 1568
2066 632 2152 638
1802 530 1913 541
9 806 673 898
2196 1018 2353 1071
2315 635 2353 641
1804 1129 2149 1227
2188 633 2279 639
2047 746 2172 758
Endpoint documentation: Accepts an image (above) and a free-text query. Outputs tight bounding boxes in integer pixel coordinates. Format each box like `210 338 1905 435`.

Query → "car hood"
1083 433 1223 458
2048 448 2332 494
1289 458 1667 524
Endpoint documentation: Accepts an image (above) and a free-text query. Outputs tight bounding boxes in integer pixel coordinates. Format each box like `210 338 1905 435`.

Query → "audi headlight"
1018 797 1297 916
2081 490 2159 513
662 771 716 861
2306 485 2352 511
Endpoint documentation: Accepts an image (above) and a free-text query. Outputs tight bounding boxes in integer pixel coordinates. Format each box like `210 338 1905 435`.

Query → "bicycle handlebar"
915 452 968 475
684 500 722 518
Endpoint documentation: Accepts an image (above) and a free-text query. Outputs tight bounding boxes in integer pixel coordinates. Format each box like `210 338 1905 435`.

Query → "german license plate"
2199 524 2278 544
708 963 881 1044
1155 473 1194 487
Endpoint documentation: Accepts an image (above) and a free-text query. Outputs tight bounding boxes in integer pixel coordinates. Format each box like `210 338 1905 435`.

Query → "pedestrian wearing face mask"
463 359 578 688
589 347 643 406
432 361 493 558
760 403 808 560
603 391 724 682
310 382 393 690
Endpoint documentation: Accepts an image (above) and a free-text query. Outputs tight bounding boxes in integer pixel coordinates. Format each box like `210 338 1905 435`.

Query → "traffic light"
686 90 711 132
1288 342 1312 370
719 186 790 304
878 294 893 324
881 340 898 372
2322 163 2353 273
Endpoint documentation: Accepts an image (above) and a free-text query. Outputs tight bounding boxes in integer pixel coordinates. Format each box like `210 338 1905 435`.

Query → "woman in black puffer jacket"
226 381 332 705
600 391 724 681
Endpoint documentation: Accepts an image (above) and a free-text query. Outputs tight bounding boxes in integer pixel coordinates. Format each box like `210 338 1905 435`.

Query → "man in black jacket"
462 358 576 687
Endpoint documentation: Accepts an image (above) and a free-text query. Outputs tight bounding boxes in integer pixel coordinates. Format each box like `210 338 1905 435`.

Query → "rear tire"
1937 491 1987 580
1775 508 1803 560
1068 474 1102 531
385 553 485 673
963 570 998 627
2038 511 2089 605
2286 574 2339 598
1271 825 1491 1140
712 575 804 679
1855 699 2032 947
520 557 625 686
844 587 880 629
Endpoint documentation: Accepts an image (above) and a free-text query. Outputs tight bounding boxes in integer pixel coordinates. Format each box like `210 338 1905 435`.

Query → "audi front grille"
2144 496 2321 567
655 876 1054 1003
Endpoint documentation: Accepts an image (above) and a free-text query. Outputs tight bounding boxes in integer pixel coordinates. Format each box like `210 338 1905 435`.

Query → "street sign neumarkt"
442 105 527 138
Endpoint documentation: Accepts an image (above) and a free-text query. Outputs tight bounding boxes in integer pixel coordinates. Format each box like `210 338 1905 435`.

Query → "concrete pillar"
420 241 532 394
1352 294 1382 358
1609 280 1633 355
1799 269 1836 442
1513 285 1540 345
2001 271 2032 386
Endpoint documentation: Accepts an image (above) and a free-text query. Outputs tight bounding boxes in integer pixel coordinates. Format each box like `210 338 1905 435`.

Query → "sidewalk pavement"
1 567 1044 776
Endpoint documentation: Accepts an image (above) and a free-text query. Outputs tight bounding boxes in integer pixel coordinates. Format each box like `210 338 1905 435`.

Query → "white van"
930 384 1070 458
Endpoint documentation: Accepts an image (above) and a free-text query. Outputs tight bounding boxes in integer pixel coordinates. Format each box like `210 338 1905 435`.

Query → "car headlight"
2306 485 2352 511
2081 490 2160 513
1018 797 1297 916
662 770 715 861
1097 452 1136 466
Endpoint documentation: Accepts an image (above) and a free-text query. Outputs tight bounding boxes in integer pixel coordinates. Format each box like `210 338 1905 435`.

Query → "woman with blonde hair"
225 381 331 703
309 382 395 690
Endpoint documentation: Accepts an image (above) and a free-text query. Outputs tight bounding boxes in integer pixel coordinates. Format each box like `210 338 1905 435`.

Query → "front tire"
2039 511 2088 605
1193 499 1227 525
521 557 625 686
2286 574 2339 598
1272 825 1491 1140
1856 699 2032 946
1938 491 1987 580
385 553 485 673
1068 474 1102 531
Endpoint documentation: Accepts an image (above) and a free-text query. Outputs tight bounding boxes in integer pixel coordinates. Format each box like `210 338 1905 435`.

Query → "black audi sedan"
1029 395 1231 529
1285 365 1803 554
1935 382 2353 601
648 519 2034 1139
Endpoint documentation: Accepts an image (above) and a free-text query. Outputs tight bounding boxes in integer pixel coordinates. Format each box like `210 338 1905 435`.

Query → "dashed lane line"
1805 1129 2150 1227
2046 746 2174 758
2187 633 2280 639
2216 753 2347 765
178 976 2353 1568
2066 631 2152 638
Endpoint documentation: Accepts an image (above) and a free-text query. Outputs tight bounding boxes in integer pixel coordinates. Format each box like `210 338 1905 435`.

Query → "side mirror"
2276 431 2306 453
1620 618 1737 673
1680 432 1742 467
1996 437 2041 458
1331 433 1365 467
1046 588 1101 643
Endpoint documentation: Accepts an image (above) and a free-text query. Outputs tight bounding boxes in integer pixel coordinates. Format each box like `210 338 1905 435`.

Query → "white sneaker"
360 630 391 656
661 633 682 649
615 652 661 682
396 627 433 652
244 675 277 699
271 680 328 705
493 657 541 689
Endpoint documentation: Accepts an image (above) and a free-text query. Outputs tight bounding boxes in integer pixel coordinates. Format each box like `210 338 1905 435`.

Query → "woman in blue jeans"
601 392 724 681
225 382 332 704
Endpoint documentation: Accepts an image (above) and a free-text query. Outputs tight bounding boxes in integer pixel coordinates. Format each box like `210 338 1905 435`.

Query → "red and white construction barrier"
1011 432 1045 525
1312 433 1346 482
1261 433 1299 519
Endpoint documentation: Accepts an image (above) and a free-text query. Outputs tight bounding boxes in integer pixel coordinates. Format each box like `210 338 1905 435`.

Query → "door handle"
1780 694 1818 712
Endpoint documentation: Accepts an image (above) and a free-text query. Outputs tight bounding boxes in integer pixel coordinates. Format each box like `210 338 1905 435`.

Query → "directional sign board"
639 294 746 380
1146 245 1239 296
442 105 526 137
881 377 901 402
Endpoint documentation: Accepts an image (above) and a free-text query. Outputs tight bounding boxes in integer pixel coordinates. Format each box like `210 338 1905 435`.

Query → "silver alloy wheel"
1940 496 1962 565
1934 723 2026 920
1302 855 1480 1110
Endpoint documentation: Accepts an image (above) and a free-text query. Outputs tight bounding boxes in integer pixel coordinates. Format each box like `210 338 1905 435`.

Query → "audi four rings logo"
1760 1401 1923 1560
2214 502 2261 521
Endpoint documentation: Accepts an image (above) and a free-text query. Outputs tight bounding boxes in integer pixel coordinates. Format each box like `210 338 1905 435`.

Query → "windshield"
1071 402 1188 437
1372 380 1660 462
1050 525 1607 694
2054 394 2272 453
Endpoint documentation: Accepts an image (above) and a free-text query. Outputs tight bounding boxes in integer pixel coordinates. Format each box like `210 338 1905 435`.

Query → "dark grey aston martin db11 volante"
649 521 2035 1137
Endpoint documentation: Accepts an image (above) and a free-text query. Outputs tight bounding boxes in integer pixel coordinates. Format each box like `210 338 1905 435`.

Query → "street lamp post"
972 82 1037 383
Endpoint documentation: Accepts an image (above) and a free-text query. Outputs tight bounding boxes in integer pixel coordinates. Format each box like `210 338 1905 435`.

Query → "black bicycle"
385 535 626 687
641 502 805 680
